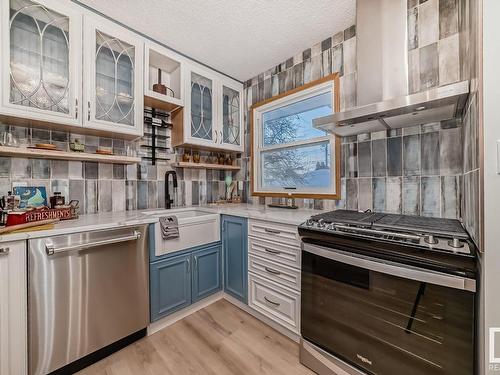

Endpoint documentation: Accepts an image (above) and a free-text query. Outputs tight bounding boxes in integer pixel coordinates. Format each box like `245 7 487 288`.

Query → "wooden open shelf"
0 146 141 164
172 161 240 171
144 94 183 112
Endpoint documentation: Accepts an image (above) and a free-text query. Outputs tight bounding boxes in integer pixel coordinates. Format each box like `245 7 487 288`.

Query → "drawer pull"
264 228 281 234
264 296 281 307
264 248 281 255
0 247 9 255
264 266 281 275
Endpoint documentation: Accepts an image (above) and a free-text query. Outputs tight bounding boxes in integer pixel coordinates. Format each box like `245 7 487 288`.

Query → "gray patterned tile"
99 163 113 179
303 58 312 84
343 36 356 75
346 179 358 210
358 141 372 177
51 160 68 179
264 78 272 100
69 179 85 210
125 180 137 211
418 0 439 47
331 44 343 76
345 143 358 178
137 181 148 210
0 157 11 177
344 25 356 40
438 34 460 85
372 178 386 212
421 176 440 217
98 180 112 212
293 63 303 88
84 162 98 179
32 159 50 179
358 178 372 211
403 134 421 175
402 176 420 215
11 158 31 178
285 69 293 91
302 48 311 61
440 127 462 175
408 7 419 50
113 164 125 179
340 73 356 110
387 137 402 176
441 175 461 219
322 49 331 76
408 48 420 93
321 37 332 51
332 31 344 46
85 180 98 214
386 177 402 213
421 132 440 175
420 42 439 89
271 75 279 96
192 181 199 205
278 71 286 94
148 181 157 208
311 55 322 81
439 0 459 39
112 180 125 212
372 139 387 177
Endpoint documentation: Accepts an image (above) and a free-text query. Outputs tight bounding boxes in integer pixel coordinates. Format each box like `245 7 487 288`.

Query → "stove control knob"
317 219 326 228
448 238 464 249
327 224 336 231
305 218 315 227
424 234 438 245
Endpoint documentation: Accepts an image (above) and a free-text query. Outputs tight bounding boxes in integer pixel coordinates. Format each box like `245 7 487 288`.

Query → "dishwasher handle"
45 230 142 255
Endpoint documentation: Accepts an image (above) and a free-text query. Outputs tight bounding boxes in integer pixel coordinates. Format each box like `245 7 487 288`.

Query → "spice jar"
50 192 65 208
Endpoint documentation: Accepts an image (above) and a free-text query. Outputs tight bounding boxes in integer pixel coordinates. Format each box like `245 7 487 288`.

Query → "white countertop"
0 204 326 244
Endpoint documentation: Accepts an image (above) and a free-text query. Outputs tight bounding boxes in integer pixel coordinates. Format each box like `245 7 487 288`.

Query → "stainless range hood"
314 0 469 136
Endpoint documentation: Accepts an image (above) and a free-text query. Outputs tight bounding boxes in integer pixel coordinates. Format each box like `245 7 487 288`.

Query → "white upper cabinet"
144 42 183 111
1 0 82 126
83 15 144 137
219 78 243 151
185 65 217 147
173 63 243 151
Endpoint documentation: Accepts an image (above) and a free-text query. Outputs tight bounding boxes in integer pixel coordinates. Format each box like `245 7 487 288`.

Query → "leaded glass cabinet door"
1 0 82 125
188 70 215 145
220 83 243 151
83 16 143 137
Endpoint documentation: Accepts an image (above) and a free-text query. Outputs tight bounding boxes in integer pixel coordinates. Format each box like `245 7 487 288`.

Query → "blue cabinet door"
192 244 222 303
150 253 191 321
222 215 248 303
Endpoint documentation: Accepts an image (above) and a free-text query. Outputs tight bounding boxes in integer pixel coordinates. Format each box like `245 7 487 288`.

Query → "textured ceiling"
77 0 356 81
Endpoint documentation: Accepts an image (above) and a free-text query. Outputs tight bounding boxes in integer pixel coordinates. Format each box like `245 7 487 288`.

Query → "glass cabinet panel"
95 30 135 126
9 0 70 113
222 86 240 146
190 72 213 141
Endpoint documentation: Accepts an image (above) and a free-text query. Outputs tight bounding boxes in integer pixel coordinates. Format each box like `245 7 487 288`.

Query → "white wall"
482 0 500 373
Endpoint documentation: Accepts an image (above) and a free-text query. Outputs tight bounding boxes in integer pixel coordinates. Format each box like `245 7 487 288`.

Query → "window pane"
263 91 332 146
261 142 331 189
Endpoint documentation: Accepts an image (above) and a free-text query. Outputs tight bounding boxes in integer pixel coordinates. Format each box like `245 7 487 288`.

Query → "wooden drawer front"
248 219 299 247
248 237 300 269
248 255 301 291
248 273 300 333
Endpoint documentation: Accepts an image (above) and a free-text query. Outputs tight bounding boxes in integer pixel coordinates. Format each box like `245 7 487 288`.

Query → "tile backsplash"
240 0 469 220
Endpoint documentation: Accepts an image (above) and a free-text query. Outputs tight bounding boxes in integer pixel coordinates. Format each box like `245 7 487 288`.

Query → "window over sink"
251 74 340 199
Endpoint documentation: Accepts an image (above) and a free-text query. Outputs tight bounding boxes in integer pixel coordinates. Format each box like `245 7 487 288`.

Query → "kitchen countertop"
0 204 326 244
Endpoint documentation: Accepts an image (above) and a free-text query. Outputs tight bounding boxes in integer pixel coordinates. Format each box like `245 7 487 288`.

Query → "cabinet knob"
0 247 10 255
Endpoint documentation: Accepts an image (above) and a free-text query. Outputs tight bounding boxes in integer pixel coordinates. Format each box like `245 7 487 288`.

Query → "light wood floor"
78 299 314 375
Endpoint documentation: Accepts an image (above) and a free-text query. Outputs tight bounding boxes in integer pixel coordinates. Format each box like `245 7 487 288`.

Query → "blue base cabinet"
222 215 248 303
192 245 222 303
150 243 221 322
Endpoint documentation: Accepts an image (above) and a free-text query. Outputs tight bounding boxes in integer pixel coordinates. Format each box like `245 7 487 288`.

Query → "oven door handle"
302 243 476 292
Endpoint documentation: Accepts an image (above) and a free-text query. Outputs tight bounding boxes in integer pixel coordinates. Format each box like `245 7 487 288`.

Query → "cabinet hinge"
75 98 78 119
87 101 91 121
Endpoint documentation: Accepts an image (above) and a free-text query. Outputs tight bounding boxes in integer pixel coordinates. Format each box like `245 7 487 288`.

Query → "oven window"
301 250 475 375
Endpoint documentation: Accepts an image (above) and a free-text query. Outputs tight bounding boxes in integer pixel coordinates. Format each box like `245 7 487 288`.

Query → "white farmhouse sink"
142 209 220 257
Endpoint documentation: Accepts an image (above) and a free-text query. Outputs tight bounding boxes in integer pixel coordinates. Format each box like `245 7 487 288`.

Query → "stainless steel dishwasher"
28 225 149 375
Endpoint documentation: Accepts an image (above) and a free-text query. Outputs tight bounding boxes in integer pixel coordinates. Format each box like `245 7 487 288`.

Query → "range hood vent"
314 0 469 136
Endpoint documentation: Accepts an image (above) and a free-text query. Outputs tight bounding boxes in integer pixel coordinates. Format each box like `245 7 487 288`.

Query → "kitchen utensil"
153 68 167 95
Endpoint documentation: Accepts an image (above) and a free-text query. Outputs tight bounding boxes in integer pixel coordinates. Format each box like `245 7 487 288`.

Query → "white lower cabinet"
248 273 300 333
0 241 27 375
247 219 301 335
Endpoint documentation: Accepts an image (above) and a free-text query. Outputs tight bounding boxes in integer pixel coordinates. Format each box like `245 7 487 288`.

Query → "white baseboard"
147 292 300 343
147 292 224 335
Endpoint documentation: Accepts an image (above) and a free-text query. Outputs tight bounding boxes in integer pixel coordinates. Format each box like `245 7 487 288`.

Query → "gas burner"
300 210 473 255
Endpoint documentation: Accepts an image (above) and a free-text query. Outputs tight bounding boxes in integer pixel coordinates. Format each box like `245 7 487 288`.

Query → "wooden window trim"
250 73 341 200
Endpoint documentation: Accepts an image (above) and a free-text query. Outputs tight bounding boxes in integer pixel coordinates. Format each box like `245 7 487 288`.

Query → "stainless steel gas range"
298 210 477 375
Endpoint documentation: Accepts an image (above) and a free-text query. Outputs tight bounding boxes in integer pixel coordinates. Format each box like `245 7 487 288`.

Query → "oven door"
301 243 476 375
